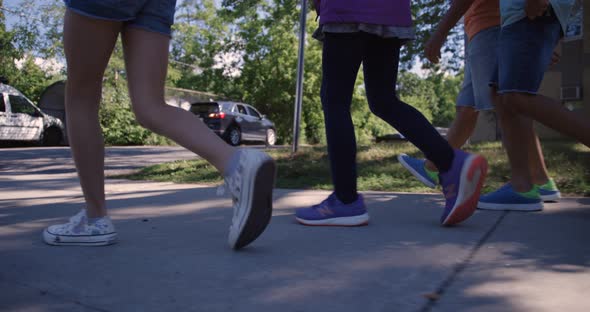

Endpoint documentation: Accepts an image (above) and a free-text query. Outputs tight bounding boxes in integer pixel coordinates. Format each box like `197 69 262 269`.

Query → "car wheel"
42 127 62 146
265 128 276 146
227 126 241 146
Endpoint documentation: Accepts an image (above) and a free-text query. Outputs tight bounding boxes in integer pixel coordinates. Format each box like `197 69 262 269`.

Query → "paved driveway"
0 146 198 176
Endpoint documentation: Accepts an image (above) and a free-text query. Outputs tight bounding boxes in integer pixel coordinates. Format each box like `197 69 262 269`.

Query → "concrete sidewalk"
1 145 589 312
1 171 589 312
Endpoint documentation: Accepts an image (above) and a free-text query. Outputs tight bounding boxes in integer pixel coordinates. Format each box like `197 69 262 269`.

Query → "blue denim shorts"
491 13 562 94
456 26 500 111
64 0 177 36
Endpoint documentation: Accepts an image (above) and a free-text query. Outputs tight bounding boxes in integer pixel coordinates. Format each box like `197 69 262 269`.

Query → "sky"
3 0 55 25
3 0 21 28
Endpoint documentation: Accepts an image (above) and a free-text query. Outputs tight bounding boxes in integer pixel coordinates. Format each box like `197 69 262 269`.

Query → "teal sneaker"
398 154 438 188
538 178 561 202
478 184 543 211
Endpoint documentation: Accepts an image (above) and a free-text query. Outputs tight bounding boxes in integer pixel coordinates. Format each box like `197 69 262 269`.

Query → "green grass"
116 140 590 197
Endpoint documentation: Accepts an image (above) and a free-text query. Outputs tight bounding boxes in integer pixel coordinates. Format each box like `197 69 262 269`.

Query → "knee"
368 98 397 118
494 93 512 115
456 106 478 120
66 79 103 100
496 92 529 115
132 105 158 130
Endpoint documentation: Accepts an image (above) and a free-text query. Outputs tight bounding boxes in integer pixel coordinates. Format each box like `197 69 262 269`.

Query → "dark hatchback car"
190 101 277 146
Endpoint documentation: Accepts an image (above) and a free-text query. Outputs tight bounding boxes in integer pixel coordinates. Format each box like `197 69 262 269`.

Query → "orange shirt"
464 0 501 41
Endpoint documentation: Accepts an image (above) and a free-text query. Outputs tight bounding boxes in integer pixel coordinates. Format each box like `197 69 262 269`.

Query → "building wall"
535 71 565 139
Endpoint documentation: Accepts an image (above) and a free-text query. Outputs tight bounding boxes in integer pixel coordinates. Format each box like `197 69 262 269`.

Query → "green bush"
99 79 173 146
99 102 150 146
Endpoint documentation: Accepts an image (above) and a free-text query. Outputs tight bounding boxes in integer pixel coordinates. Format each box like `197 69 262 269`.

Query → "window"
0 95 5 112
220 102 234 112
9 95 36 115
190 103 219 114
246 106 261 118
564 2 583 41
236 105 247 115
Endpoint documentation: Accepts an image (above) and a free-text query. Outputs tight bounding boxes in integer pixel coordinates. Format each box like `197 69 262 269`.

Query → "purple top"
315 0 413 27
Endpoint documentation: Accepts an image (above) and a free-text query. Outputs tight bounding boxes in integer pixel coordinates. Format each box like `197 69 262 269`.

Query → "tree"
305 0 464 69
427 70 464 126
211 0 326 145
0 0 64 101
0 0 23 85
171 0 233 93
404 0 465 71
398 72 437 121
2 0 466 146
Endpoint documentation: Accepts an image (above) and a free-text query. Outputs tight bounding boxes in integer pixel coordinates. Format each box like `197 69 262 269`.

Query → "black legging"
321 32 454 204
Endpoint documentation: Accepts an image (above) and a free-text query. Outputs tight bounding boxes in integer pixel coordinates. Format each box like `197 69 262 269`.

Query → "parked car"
190 101 277 146
0 83 66 146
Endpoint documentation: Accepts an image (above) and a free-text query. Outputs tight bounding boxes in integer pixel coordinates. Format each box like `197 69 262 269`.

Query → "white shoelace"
218 165 244 226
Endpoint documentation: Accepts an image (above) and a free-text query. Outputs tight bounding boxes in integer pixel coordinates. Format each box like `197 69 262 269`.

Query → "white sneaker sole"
228 152 276 250
398 154 437 188
43 230 117 246
477 201 543 211
541 191 561 202
442 154 488 226
295 213 370 226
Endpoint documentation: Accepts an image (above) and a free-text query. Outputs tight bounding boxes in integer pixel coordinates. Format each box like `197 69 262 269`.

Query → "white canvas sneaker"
224 149 276 250
43 210 117 246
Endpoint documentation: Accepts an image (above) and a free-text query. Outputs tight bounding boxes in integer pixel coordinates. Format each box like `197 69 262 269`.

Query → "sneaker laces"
49 210 88 234
68 209 87 223
442 183 457 200
218 163 244 226
311 193 337 210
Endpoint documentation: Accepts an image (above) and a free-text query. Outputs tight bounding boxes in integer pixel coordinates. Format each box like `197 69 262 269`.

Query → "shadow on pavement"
1 181 588 312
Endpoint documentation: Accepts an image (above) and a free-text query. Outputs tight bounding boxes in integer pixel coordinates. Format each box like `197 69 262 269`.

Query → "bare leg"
63 10 122 218
512 93 590 147
496 93 535 192
529 131 550 185
121 27 235 172
425 106 479 171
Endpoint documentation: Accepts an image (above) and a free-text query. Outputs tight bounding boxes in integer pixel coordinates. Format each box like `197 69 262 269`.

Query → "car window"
220 103 234 112
190 103 219 114
0 95 5 112
246 106 261 118
236 105 247 115
9 95 36 115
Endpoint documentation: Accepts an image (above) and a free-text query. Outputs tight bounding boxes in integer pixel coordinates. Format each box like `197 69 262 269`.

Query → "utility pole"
292 0 307 154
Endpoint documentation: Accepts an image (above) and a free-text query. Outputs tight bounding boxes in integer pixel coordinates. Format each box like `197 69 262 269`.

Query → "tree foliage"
0 0 64 102
405 0 464 71
1 0 464 146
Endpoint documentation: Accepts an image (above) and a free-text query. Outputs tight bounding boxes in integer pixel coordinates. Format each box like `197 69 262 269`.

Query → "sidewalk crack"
418 211 510 312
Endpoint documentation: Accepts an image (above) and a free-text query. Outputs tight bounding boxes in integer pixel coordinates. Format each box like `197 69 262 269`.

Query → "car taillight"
208 112 226 119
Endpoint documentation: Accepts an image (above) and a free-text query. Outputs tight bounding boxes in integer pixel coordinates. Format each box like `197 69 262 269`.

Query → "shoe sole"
398 154 437 188
295 213 370 226
43 230 117 246
477 202 543 211
228 156 276 250
540 191 561 202
442 155 488 226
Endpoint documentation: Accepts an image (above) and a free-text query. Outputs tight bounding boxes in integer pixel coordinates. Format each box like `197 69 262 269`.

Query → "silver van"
0 83 66 145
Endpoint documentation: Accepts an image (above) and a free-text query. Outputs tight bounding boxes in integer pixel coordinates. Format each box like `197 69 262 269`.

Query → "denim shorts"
490 13 562 94
64 0 177 36
456 26 499 111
